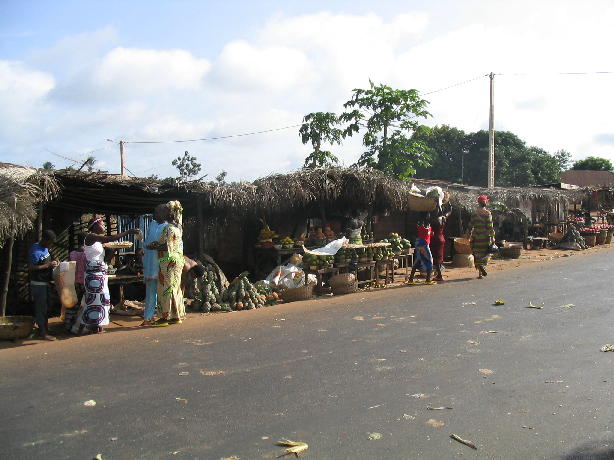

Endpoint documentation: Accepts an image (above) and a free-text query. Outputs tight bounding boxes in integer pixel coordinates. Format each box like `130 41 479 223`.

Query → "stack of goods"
280 236 294 249
255 281 281 306
218 272 269 311
311 228 327 246
381 233 411 255
578 226 599 246
198 266 225 312
303 253 335 270
559 225 587 250
257 223 278 248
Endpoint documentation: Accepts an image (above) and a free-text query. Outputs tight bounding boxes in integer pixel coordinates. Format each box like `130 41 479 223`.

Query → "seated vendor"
181 256 206 296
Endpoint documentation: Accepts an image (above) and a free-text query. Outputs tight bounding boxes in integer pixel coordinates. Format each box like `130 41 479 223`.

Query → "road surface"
1 250 613 459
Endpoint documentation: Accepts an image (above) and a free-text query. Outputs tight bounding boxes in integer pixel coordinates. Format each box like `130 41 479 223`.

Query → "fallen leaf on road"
403 414 416 420
376 323 386 327
479 369 495 375
371 316 386 320
200 370 225 376
368 404 383 409
467 340 480 345
480 330 499 334
272 325 281 328
408 393 429 399
399 349 408 353
450 433 477 450
427 406 453 410
426 419 445 428
93 455 103 460
493 300 505 305
175 397 188 404
83 400 96 407
284 375 293 380
527 301 544 309
178 372 189 376
462 302 477 306
219 457 240 460
317 329 328 332
559 304 575 309
352 316 364 321
544 380 565 384
277 440 309 456
367 432 382 440
600 344 614 352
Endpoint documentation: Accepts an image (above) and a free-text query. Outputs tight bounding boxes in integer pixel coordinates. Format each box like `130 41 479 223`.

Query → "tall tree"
572 156 613 171
42 161 55 170
299 112 342 168
340 81 431 179
412 125 469 183
172 151 202 182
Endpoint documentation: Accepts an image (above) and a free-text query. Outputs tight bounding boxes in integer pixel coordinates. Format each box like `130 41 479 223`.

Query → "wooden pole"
120 140 126 177
488 72 495 189
0 237 15 316
196 196 205 261
37 204 43 241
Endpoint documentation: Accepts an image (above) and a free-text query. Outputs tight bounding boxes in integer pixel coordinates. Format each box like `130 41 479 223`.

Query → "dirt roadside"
3 243 611 350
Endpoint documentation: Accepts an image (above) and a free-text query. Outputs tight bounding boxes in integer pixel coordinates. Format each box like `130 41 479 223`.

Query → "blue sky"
1 0 613 180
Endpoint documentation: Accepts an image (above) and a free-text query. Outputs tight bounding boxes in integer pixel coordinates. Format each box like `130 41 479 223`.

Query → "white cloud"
3 4 614 178
94 47 211 95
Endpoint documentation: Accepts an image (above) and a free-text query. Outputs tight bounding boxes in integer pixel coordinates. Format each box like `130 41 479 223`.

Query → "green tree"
553 149 572 171
172 151 202 181
572 156 613 171
340 81 431 179
299 112 342 168
412 125 469 183
42 161 55 170
215 171 227 184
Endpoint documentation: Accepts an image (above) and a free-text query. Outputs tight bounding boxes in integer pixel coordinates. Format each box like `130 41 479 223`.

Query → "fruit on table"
259 223 278 241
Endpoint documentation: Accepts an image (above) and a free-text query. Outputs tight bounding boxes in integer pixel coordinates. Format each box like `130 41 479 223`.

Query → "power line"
497 71 614 76
124 123 303 145
422 74 488 95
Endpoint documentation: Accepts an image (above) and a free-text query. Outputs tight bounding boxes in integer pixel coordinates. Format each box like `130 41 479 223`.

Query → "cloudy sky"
1 0 613 180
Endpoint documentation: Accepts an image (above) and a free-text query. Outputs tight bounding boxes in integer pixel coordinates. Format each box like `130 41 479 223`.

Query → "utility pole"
119 140 126 177
488 72 495 188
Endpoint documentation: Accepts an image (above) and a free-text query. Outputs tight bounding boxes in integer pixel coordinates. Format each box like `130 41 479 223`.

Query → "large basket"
332 281 358 295
499 247 522 259
453 237 472 254
328 273 357 289
279 283 315 302
582 234 597 247
0 315 34 340
408 194 437 212
597 229 607 245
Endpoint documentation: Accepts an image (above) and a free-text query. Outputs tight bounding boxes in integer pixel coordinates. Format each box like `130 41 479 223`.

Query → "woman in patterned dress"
72 216 140 335
468 195 496 279
147 201 185 326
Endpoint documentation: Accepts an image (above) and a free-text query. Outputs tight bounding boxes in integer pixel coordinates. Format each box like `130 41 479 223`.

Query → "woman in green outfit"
468 195 496 279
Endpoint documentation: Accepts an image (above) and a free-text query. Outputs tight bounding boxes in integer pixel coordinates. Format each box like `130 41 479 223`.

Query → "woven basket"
453 237 472 254
582 234 597 247
0 315 34 340
606 231 613 244
408 194 437 212
597 229 607 245
279 283 315 302
332 281 358 295
499 247 522 259
328 273 356 289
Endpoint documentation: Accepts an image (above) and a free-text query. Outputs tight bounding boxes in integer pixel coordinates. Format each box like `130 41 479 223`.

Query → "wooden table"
107 274 143 306
349 261 377 287
304 266 340 295
376 259 394 286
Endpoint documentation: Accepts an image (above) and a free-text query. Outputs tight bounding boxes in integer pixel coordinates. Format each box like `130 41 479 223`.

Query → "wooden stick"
450 433 477 450
0 237 15 316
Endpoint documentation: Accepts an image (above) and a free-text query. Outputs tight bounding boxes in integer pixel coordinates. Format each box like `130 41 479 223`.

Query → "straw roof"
0 163 59 245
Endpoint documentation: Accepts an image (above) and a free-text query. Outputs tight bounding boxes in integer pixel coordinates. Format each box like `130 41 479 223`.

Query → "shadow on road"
561 440 614 460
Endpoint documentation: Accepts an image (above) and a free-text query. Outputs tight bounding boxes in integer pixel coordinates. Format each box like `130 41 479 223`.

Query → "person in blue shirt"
140 204 169 326
28 230 59 340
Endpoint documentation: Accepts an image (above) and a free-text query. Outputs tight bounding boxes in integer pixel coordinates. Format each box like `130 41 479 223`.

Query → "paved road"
2 250 614 460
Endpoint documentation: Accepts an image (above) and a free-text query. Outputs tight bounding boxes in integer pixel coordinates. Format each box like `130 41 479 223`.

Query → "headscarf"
88 215 103 231
167 200 183 228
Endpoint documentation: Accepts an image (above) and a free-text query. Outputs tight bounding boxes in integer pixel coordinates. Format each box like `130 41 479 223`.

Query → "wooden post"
196 196 205 261
0 237 15 316
488 72 495 189
37 204 43 241
119 140 126 177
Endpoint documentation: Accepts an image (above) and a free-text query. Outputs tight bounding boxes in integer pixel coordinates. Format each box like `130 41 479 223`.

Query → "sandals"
167 318 183 325
150 318 169 327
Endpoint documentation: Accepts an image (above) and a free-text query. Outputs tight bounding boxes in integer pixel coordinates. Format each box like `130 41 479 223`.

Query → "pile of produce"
380 233 411 254
280 236 294 249
217 272 269 311
303 253 334 269
254 281 281 306
559 225 587 249
198 266 225 312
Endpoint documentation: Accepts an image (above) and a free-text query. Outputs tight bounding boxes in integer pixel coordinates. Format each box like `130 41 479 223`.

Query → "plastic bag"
303 237 348 256
265 263 306 289
53 261 78 308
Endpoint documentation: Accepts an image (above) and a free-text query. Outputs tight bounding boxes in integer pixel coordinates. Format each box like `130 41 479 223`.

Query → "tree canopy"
340 81 431 179
299 112 342 169
413 126 570 187
572 156 613 171
172 151 203 182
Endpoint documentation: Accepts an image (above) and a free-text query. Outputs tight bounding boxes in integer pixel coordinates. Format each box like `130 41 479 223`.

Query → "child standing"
406 215 436 285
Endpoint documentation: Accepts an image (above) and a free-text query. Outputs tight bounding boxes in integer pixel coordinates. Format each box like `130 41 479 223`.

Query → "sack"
487 243 499 254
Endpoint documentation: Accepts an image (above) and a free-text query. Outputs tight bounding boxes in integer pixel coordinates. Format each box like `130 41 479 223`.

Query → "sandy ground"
4 242 611 350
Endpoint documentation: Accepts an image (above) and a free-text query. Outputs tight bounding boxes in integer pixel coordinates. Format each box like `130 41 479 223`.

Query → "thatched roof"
0 163 59 244
2 165 588 234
